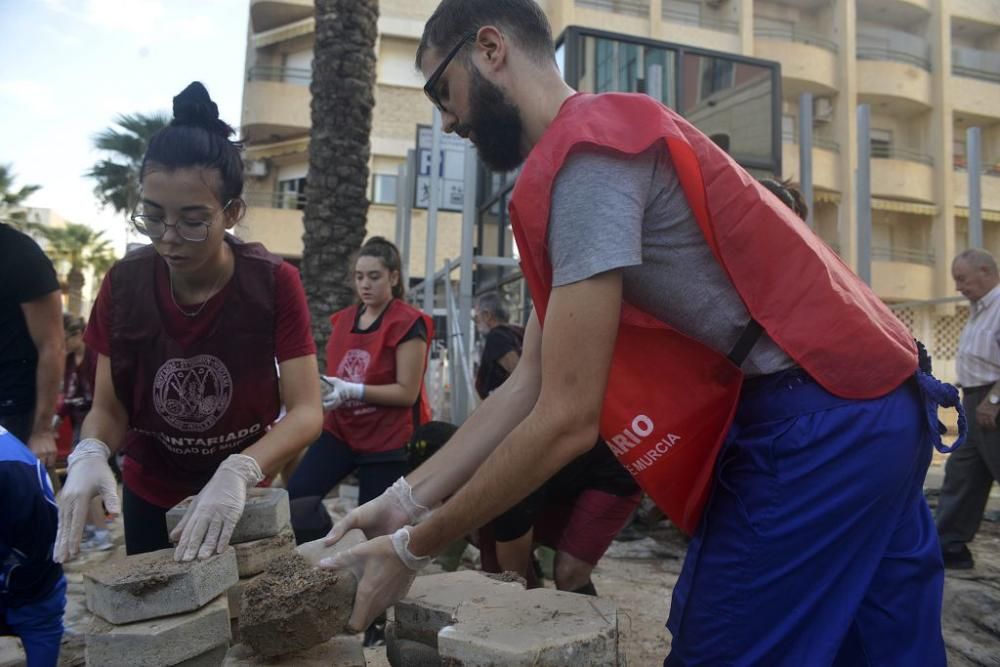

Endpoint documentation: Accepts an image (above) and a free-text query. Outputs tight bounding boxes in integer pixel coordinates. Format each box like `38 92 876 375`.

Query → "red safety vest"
109 241 282 507
324 299 434 454
509 93 917 533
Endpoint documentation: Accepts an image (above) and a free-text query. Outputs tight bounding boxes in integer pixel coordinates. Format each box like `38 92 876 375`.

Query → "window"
371 173 397 206
699 58 734 101
870 129 892 159
277 177 307 210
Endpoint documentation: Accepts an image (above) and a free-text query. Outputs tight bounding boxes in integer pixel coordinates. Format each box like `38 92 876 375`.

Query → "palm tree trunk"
302 0 378 368
67 267 85 316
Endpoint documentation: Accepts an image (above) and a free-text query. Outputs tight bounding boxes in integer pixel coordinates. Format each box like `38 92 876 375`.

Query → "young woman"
54 82 322 562
288 237 432 513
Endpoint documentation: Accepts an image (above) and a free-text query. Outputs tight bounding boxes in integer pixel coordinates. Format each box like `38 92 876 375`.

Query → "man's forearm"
31 341 64 436
408 409 595 557
407 365 541 508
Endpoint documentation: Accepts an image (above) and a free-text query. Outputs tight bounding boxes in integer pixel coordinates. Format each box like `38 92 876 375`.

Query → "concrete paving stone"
0 637 25 667
174 643 229 667
239 552 356 657
437 588 619 667
385 622 441 667
227 574 262 620
294 528 365 567
167 488 291 544
224 636 365 666
233 528 295 577
393 571 524 648
84 547 238 625
85 595 231 667
60 593 91 666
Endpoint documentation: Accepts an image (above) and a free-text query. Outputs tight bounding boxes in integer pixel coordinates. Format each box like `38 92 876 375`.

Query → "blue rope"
915 371 966 453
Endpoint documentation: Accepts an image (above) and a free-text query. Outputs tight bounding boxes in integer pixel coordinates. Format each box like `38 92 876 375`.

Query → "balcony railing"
871 146 934 166
872 245 935 266
246 65 311 85
575 0 649 17
952 47 1000 84
953 157 1000 177
856 25 931 71
781 127 841 152
663 6 739 33
245 191 307 210
753 25 838 53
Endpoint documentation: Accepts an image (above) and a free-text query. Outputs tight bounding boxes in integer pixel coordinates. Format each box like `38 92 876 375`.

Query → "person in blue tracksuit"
0 426 66 667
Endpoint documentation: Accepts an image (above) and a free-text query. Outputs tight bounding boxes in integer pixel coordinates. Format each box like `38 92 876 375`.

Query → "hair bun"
172 81 233 138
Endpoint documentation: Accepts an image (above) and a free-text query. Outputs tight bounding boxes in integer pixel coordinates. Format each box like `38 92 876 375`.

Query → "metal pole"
424 109 443 314
458 143 478 419
444 260 458 421
856 104 872 285
647 64 663 104
401 149 416 283
968 126 983 249
394 161 406 248
798 92 814 228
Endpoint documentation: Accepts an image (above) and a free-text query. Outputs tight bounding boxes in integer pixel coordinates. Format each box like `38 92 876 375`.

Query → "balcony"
952 47 1000 119
872 246 935 302
871 148 935 203
241 68 311 144
856 25 932 109
241 192 305 258
660 1 741 51
250 0 313 33
754 25 838 92
576 0 649 17
781 128 840 191
950 0 1000 26
953 164 1000 213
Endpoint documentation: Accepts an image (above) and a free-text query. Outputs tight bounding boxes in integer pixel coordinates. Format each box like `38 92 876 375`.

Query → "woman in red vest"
287 237 432 531
53 82 322 562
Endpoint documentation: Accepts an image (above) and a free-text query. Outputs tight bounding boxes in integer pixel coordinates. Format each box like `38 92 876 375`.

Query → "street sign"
414 124 470 211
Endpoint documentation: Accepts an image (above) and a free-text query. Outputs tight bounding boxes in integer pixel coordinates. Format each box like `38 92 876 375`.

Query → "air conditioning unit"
813 97 834 124
246 160 268 177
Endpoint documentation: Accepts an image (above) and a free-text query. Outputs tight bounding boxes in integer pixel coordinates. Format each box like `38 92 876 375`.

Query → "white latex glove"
325 477 432 545
321 375 364 411
171 453 264 561
54 438 121 563
319 528 429 632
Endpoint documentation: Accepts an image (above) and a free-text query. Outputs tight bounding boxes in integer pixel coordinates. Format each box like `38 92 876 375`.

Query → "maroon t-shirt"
85 240 316 508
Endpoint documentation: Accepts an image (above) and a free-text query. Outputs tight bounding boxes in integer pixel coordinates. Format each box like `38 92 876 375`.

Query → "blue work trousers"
1 577 66 667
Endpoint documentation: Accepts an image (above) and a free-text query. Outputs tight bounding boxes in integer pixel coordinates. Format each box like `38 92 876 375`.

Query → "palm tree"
29 222 115 317
87 112 169 215
301 0 379 367
0 163 41 227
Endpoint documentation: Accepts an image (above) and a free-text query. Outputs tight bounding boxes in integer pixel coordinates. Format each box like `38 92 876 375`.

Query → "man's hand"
29 430 57 467
976 397 1000 430
319 533 419 632
171 454 264 561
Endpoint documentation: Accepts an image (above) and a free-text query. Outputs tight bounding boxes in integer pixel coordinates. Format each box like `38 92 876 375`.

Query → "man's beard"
461 67 525 173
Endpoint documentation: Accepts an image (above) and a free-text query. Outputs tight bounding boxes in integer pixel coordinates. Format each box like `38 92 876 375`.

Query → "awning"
871 198 938 216
255 17 314 48
815 190 841 204
955 206 1000 222
246 138 310 161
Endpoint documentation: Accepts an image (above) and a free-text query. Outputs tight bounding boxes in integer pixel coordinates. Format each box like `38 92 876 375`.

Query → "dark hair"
357 236 405 299
63 314 85 334
140 82 244 204
759 178 808 221
416 0 555 69
477 292 509 323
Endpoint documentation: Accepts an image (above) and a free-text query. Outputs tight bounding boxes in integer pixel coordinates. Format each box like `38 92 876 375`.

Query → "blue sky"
0 0 250 251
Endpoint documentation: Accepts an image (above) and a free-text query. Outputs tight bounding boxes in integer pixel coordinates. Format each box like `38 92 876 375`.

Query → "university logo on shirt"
153 355 233 432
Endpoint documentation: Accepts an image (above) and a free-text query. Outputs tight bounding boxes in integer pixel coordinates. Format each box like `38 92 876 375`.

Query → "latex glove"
54 439 121 563
325 477 431 545
29 430 58 468
319 526 430 632
171 454 264 561
321 375 364 411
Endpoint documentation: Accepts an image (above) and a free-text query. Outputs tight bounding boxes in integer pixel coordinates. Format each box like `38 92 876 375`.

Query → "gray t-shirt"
547 144 796 377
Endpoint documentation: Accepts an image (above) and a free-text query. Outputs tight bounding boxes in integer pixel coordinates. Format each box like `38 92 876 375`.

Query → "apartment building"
239 0 1000 379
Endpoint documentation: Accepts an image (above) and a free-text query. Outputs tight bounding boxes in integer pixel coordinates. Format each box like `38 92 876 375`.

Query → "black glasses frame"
130 199 235 243
423 29 479 112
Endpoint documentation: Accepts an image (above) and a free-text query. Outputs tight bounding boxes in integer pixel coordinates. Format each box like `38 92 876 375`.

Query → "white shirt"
957 284 1000 388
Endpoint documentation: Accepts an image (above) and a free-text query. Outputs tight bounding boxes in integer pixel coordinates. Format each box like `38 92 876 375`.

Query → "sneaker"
942 544 974 570
80 530 114 552
362 617 386 648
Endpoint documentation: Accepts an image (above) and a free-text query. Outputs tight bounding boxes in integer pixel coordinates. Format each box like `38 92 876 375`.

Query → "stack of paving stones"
387 570 624 667
224 530 366 666
166 488 295 643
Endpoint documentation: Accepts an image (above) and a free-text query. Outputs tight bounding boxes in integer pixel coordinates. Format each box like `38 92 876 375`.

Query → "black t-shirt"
476 324 524 399
0 224 60 415
351 302 427 342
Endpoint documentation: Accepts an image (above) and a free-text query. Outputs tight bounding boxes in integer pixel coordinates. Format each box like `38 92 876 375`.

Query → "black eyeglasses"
423 30 479 112
130 199 235 243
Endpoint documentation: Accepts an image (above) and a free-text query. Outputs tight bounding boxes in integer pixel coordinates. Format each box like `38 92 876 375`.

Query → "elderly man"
937 248 1000 569
474 292 523 399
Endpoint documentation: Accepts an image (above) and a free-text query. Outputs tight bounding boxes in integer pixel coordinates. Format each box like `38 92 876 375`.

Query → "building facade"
239 0 1000 380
